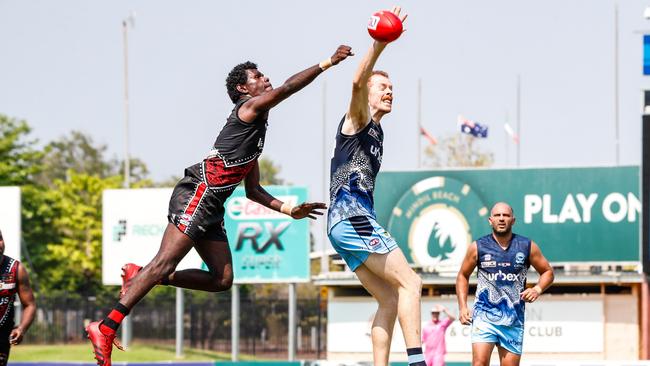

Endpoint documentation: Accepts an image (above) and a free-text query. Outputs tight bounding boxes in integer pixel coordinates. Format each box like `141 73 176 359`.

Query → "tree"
0 115 44 185
35 130 152 188
36 171 122 294
423 134 493 168
258 157 284 185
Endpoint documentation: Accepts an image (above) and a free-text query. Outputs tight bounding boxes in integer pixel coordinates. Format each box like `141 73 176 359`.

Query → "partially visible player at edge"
327 7 426 366
86 45 353 366
456 202 555 366
0 229 36 366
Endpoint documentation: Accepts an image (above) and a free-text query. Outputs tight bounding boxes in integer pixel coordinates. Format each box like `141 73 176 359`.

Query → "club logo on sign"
387 176 488 271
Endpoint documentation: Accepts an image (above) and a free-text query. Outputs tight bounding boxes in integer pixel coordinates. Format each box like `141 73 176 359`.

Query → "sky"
1 0 649 251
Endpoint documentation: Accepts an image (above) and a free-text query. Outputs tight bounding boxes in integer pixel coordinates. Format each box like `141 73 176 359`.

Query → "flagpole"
505 110 510 167
321 82 328 275
516 75 521 167
417 78 422 168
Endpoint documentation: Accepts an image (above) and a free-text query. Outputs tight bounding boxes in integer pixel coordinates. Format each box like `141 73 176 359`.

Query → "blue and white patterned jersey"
327 116 383 232
473 233 531 327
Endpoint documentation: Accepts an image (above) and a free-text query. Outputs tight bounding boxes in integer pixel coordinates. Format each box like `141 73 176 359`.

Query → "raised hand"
331 45 354 65
390 5 408 27
291 202 327 220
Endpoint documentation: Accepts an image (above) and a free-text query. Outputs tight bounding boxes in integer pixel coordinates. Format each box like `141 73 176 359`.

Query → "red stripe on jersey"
178 182 207 233
205 157 256 188
185 182 207 217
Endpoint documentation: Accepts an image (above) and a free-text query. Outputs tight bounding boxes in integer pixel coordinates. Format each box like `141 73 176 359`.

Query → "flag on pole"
419 125 437 145
503 123 520 144
458 115 488 138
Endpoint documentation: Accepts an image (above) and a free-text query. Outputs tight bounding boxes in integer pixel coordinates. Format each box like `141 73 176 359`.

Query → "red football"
367 10 403 42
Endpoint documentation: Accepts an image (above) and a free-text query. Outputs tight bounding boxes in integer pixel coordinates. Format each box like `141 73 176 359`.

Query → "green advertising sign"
375 166 640 266
223 186 310 283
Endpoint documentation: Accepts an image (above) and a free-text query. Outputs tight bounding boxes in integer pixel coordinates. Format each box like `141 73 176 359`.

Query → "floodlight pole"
231 284 240 361
516 75 521 167
417 78 422 168
176 288 184 358
121 13 135 349
321 82 329 275
122 17 132 188
614 3 620 165
288 283 297 361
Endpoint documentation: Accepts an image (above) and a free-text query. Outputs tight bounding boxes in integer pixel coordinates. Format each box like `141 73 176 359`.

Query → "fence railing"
22 289 327 359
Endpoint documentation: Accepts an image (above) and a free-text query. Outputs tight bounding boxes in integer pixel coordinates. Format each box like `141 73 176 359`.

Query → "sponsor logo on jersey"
483 254 492 261
368 127 381 142
515 252 525 265
369 238 380 247
485 270 521 282
370 145 381 159
498 262 511 267
481 261 496 268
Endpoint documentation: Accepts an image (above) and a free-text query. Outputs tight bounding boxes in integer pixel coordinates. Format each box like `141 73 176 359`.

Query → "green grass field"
10 343 259 362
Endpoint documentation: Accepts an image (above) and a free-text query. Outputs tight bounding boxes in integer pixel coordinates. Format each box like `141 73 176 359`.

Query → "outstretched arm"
456 241 477 325
521 241 554 302
244 161 326 220
239 45 353 122
346 6 406 132
10 263 35 345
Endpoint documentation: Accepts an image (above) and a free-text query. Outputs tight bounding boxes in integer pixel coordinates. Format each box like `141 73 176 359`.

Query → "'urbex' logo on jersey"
387 176 488 271
486 270 521 282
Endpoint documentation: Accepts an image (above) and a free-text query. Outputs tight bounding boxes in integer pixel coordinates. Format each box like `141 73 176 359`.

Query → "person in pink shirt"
422 305 456 366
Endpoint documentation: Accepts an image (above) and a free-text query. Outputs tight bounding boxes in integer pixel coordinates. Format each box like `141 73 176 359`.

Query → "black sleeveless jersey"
327 116 383 231
0 256 18 330
211 98 267 167
204 97 268 192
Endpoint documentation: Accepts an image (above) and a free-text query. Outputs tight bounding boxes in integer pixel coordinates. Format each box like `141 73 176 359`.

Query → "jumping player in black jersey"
327 7 425 366
0 229 36 366
87 45 353 366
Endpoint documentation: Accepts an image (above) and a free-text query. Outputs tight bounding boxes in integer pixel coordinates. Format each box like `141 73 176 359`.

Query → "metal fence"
22 288 327 359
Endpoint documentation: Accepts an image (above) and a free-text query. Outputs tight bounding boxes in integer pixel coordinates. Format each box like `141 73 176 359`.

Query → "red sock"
100 303 129 336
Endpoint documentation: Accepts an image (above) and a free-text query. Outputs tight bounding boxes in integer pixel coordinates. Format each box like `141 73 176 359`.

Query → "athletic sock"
407 347 426 366
100 302 130 336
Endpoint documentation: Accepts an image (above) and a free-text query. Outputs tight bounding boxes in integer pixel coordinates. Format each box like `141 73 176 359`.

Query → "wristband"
280 202 294 216
319 58 333 71
533 285 543 295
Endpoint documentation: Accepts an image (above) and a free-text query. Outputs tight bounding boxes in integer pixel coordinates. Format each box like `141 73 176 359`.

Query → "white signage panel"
328 297 603 354
102 189 203 285
0 187 21 260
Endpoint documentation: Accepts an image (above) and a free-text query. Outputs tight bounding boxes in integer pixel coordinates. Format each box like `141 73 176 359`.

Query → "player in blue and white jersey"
456 202 554 366
327 7 426 366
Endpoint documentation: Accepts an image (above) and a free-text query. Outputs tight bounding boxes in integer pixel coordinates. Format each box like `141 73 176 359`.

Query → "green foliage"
38 171 122 293
35 130 152 188
258 156 284 185
0 115 44 185
424 134 493 168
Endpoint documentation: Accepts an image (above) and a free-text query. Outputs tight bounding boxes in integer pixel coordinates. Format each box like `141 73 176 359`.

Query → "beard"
492 226 512 237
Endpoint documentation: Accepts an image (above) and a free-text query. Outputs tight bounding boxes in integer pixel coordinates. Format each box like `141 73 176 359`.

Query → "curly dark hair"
226 61 258 103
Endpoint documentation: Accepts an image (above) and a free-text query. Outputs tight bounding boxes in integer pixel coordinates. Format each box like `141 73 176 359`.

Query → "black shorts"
0 326 11 366
168 162 228 242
